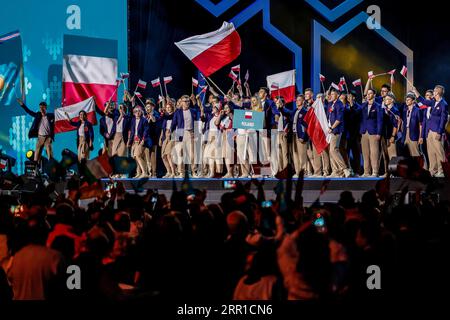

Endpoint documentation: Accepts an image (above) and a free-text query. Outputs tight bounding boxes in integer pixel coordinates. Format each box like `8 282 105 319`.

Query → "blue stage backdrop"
0 0 127 174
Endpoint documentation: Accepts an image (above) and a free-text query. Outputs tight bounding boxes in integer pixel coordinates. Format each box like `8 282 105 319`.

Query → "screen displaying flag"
137 79 147 89
267 70 296 103
352 79 362 87
151 78 160 87
175 22 241 77
319 74 326 82
304 98 332 154
0 30 24 108
192 77 199 87
54 97 97 133
233 109 264 130
244 111 252 119
400 66 407 77
62 35 118 112
163 76 173 84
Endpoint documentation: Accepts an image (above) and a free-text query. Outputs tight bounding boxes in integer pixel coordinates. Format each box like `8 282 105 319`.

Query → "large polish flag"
175 22 241 77
304 98 332 154
54 97 97 133
266 70 296 103
62 35 118 112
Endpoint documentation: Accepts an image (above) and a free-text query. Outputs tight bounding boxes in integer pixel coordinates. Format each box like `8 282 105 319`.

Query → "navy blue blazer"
418 97 448 138
401 105 422 143
359 101 383 135
20 103 55 140
160 113 174 143
129 117 151 148
99 115 117 141
170 108 198 141
262 98 280 130
381 105 400 139
326 100 345 134
68 120 94 147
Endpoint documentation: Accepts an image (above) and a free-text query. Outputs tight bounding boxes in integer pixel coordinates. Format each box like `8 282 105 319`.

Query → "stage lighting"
26 149 34 160
0 149 17 172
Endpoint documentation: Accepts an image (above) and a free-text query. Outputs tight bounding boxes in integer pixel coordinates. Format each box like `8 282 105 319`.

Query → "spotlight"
26 149 34 160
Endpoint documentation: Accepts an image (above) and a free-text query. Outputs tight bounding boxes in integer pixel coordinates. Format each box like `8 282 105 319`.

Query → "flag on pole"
54 97 97 133
135 92 142 98
319 74 326 82
352 79 362 87
244 70 250 83
0 30 25 108
192 77 199 87
137 79 147 89
228 70 239 82
151 78 160 88
338 77 346 91
62 35 118 112
120 72 129 79
163 76 173 84
174 22 241 77
231 65 240 72
400 66 407 77
267 69 296 103
368 71 374 79
200 85 208 93
330 82 340 91
304 98 332 154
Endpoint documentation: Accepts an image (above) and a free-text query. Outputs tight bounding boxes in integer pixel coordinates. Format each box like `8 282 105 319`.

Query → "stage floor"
99 176 445 204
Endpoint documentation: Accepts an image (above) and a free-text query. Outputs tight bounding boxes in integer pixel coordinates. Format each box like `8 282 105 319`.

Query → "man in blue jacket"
413 85 448 177
360 89 383 177
401 92 423 158
327 89 351 177
128 106 150 178
17 98 55 163
99 102 117 157
171 95 198 177
290 94 310 177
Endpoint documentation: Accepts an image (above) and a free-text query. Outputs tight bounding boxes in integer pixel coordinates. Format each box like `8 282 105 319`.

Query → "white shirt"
116 116 123 133
292 109 301 133
165 119 172 130
183 109 193 130
134 118 141 137
78 123 85 137
38 115 51 136
406 107 413 128
277 114 284 132
105 116 114 134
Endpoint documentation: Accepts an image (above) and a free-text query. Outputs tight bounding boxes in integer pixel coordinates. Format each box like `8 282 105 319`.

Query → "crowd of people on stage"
16 78 449 179
1 173 449 301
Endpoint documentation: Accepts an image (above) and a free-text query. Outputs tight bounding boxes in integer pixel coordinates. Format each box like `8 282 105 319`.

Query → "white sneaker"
434 172 445 178
362 173 371 177
223 173 233 179
370 173 378 178
292 174 299 178
343 169 351 178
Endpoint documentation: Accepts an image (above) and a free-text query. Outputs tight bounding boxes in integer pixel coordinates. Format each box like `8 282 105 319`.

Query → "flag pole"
136 94 146 107
159 82 164 99
131 84 139 100
207 77 226 97
359 83 364 100
321 81 326 94
345 82 349 95
164 81 169 98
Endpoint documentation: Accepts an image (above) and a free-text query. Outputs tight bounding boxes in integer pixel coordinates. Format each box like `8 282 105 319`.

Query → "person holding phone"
64 110 94 162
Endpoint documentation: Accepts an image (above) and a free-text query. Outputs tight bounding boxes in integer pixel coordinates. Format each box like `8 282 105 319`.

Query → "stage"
98 176 448 204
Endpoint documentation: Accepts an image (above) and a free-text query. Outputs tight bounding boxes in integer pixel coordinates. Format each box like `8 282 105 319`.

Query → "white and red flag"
231 64 240 72
151 78 160 88
120 72 129 79
62 35 118 112
54 97 97 133
266 69 296 103
304 98 332 154
200 85 208 93
228 70 240 84
244 111 252 119
163 76 173 84
330 82 340 91
400 66 407 77
192 77 199 87
135 92 143 99
175 22 241 77
352 78 362 87
137 79 147 89
319 74 326 82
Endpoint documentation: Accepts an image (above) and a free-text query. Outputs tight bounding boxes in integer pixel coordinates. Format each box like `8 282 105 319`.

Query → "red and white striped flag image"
319 74 326 82
368 71 374 79
231 64 240 72
304 98 332 155
62 35 118 112
163 76 173 84
244 111 252 119
137 79 147 89
352 79 362 87
175 22 241 77
400 66 407 77
192 77 199 87
151 78 160 87
267 69 296 103
54 97 97 133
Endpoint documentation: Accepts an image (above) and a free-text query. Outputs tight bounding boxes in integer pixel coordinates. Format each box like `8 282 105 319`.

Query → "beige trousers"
277 131 289 173
361 132 380 175
131 141 146 176
35 135 53 162
404 128 420 157
112 132 127 157
426 131 445 175
78 136 90 162
329 133 348 175
292 138 308 175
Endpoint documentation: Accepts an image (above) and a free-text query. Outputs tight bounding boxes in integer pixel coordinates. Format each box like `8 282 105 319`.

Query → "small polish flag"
319 74 326 82
244 70 250 82
200 85 208 93
339 77 346 85
228 70 239 82
135 92 142 98
244 111 252 119
0 159 7 169
231 64 240 72
417 102 427 110
387 69 396 75
352 79 362 87
368 71 374 79
192 77 199 87
151 78 160 87
120 72 129 79
163 76 173 84
400 66 407 77
137 79 147 89
331 82 340 90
